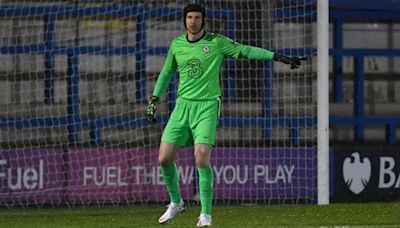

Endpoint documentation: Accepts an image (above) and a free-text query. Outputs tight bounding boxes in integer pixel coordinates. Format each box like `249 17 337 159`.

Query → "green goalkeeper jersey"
152 32 275 100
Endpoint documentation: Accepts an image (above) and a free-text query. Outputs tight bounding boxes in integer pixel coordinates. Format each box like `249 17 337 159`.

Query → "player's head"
183 3 205 34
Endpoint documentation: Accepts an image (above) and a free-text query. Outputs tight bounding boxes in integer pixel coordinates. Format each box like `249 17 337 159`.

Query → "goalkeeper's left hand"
273 53 307 69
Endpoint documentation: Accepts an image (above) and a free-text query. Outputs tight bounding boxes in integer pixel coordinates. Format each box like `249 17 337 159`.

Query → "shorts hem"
193 140 215 146
161 139 191 147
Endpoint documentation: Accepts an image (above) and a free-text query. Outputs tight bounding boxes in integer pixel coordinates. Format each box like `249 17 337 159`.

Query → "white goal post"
317 0 330 205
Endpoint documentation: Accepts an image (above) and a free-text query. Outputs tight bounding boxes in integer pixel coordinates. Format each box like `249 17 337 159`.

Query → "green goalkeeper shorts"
161 97 220 147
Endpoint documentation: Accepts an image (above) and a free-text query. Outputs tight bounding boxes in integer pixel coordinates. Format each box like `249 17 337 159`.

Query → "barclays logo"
342 152 371 195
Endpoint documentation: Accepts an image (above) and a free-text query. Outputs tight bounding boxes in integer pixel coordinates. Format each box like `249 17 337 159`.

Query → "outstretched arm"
218 35 306 69
240 45 306 69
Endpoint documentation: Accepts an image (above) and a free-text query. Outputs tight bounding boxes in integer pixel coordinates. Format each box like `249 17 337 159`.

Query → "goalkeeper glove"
273 53 306 69
146 96 159 124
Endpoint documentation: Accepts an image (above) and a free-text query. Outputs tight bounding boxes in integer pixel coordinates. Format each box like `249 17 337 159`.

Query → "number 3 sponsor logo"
187 58 203 79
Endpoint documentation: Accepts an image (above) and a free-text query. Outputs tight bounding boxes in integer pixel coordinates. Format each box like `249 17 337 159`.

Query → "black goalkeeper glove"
146 96 159 124
273 53 307 69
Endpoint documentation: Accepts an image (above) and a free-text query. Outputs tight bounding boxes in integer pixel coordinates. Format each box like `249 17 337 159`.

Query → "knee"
158 143 177 166
158 153 173 167
195 147 211 167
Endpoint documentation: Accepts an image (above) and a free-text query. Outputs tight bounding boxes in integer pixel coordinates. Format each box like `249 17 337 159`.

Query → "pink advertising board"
1 147 317 204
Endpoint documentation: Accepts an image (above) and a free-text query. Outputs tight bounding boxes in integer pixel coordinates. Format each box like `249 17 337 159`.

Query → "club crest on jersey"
203 45 210 53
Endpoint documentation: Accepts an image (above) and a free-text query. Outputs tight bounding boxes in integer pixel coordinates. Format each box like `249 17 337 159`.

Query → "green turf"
0 202 399 227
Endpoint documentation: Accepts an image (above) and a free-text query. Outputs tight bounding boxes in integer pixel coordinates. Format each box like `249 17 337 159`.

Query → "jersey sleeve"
152 41 177 98
218 35 275 60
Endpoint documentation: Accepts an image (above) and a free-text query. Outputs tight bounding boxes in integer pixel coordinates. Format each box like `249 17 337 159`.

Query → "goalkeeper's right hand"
146 96 159 124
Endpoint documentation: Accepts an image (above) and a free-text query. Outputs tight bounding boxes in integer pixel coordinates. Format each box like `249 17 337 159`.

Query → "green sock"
160 163 181 204
197 165 214 215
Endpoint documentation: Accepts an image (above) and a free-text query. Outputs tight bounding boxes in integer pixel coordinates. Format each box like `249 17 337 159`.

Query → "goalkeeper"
146 3 305 227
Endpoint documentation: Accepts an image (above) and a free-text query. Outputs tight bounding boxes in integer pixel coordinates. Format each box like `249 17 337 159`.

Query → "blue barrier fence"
330 6 400 144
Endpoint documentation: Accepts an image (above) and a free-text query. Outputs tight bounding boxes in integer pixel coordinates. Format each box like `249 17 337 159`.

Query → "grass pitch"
0 202 399 227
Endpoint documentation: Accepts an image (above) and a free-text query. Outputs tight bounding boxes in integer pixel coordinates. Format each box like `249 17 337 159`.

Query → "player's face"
185 12 203 34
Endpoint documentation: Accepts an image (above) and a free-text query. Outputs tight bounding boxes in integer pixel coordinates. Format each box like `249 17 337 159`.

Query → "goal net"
0 0 324 207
